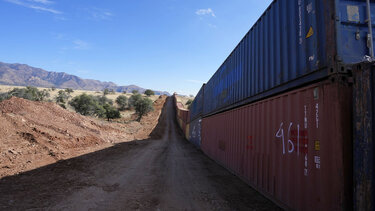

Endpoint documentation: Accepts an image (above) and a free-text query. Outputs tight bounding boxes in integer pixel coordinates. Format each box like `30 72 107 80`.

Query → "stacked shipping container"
173 95 190 139
201 77 353 210
183 0 375 210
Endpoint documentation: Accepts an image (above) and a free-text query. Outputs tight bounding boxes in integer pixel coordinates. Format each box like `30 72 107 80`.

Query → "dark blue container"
353 62 375 211
189 84 205 121
188 118 202 148
200 0 375 116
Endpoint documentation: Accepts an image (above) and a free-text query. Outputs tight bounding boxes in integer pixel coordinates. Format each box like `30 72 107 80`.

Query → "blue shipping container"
201 0 375 116
189 84 205 121
353 62 375 211
188 118 202 148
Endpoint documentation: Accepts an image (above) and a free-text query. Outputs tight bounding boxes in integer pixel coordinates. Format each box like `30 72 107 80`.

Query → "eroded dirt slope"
0 96 167 178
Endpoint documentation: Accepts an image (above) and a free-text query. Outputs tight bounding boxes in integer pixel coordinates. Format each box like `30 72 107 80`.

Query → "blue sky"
0 0 272 95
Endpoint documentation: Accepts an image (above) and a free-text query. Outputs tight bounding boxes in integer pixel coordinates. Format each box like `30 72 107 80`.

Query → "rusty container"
201 76 352 210
352 62 375 211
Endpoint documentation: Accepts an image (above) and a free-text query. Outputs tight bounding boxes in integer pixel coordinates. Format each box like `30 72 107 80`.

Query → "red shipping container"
201 77 352 210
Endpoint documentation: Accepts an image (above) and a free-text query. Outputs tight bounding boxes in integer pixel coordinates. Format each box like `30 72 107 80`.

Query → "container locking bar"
366 0 374 59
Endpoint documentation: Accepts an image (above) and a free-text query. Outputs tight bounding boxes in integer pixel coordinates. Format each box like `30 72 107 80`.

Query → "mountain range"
0 62 170 95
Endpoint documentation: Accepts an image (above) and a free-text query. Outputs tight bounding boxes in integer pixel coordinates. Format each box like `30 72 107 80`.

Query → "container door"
336 0 375 64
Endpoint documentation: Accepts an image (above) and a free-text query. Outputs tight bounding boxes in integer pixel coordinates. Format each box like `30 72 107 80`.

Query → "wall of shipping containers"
188 118 202 148
353 63 375 211
201 0 375 117
190 84 205 121
201 77 353 210
173 95 190 139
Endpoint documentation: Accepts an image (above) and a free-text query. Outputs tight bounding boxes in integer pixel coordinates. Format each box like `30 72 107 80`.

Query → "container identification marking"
314 156 321 169
315 140 320 151
276 122 308 156
306 27 314 38
347 5 360 22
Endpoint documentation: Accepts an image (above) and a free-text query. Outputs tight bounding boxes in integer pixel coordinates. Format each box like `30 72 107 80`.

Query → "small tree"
132 90 139 94
103 88 110 96
103 104 121 121
95 95 113 105
135 97 154 121
51 87 56 91
65 88 74 94
116 95 128 111
56 90 71 108
144 89 155 96
122 91 127 94
69 94 102 116
128 93 142 108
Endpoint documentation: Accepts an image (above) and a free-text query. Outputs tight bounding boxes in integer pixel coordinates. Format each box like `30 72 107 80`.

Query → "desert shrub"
144 89 154 96
51 86 56 91
95 95 113 105
131 90 139 94
115 95 128 111
134 97 154 121
69 94 120 120
65 88 74 94
56 90 70 104
128 93 142 108
6 86 50 101
69 94 102 116
103 104 121 121
56 90 71 108
103 88 109 96
0 92 8 102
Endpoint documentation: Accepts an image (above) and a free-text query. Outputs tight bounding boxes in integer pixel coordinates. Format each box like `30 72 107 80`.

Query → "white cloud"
85 8 114 20
195 8 216 17
4 0 61 14
73 40 90 50
27 0 53 4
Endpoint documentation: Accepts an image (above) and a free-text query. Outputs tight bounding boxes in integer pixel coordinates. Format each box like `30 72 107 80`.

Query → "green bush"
69 94 120 121
5 86 50 101
65 88 74 94
56 90 70 104
144 89 154 96
103 88 110 96
135 97 154 121
115 95 128 111
95 95 113 105
103 104 121 121
128 93 142 108
131 90 139 94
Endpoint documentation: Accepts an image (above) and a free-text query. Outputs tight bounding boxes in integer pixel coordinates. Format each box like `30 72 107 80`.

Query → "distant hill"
0 62 170 95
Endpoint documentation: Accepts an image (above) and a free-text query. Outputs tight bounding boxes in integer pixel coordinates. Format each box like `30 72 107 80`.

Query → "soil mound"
0 96 167 177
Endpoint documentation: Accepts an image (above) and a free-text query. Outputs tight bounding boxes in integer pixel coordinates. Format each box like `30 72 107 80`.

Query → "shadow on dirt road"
0 97 280 211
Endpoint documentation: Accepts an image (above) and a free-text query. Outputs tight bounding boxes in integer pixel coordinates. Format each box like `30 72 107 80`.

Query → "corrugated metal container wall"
190 84 205 121
201 77 352 210
189 118 202 148
353 62 375 211
202 0 375 117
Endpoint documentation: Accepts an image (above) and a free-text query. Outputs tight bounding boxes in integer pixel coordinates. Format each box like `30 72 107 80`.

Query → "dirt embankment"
0 96 167 178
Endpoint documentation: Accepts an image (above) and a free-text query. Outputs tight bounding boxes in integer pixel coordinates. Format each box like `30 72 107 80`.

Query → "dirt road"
0 97 280 210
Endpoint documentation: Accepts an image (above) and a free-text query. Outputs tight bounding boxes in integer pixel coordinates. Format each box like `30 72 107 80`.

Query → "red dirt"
0 96 167 178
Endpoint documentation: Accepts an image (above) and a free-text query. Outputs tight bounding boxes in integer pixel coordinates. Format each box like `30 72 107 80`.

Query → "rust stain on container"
201 78 353 210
